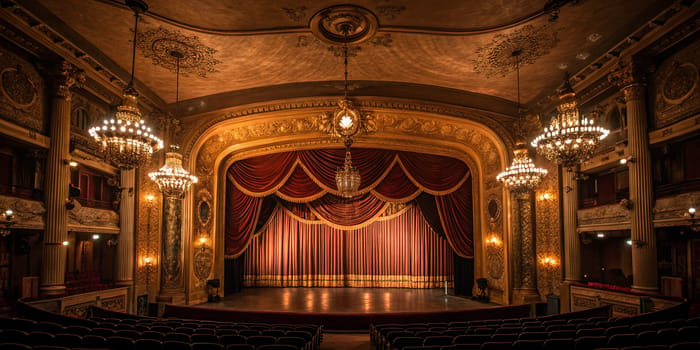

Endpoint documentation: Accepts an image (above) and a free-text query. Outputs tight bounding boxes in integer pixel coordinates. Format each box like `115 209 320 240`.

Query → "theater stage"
178 288 519 330
196 288 488 313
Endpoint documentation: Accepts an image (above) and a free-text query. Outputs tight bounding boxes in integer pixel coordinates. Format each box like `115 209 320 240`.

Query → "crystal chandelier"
148 51 197 198
531 74 609 169
336 138 361 198
334 26 362 198
149 146 198 198
89 0 162 169
497 50 547 193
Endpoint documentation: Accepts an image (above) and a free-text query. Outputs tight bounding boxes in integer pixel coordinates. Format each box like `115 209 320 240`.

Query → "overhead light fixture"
148 51 198 199
0 209 15 237
334 25 361 198
92 234 100 240
497 49 547 193
88 0 163 169
619 156 635 165
531 73 610 169
688 207 700 232
597 233 605 238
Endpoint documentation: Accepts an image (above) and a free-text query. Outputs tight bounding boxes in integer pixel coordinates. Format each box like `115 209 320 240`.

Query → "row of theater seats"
0 315 322 350
64 272 114 295
371 316 700 350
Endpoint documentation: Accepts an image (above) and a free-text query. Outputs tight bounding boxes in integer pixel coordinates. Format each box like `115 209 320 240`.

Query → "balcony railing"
76 198 113 210
0 183 43 201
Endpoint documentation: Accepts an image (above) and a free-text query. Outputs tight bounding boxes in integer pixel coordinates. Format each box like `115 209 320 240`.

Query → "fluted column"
41 62 83 296
512 191 540 303
158 197 185 304
562 167 580 282
610 58 657 292
115 170 135 287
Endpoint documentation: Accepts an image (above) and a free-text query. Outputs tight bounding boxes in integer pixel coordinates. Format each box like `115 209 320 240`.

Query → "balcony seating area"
370 303 694 350
0 302 322 350
64 272 114 295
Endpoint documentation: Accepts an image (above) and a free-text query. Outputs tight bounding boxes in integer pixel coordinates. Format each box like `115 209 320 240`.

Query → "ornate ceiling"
31 0 671 116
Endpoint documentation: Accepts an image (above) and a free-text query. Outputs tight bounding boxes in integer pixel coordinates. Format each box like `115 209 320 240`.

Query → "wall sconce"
596 233 605 238
627 239 646 247
485 235 502 247
539 256 559 269
538 192 553 201
92 234 100 240
197 236 209 252
146 194 155 203
62 240 69 246
0 209 15 237
619 156 635 165
687 207 699 232
64 159 78 167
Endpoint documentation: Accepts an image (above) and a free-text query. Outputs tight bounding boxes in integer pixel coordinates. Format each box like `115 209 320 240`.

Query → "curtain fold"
226 148 473 259
244 206 453 288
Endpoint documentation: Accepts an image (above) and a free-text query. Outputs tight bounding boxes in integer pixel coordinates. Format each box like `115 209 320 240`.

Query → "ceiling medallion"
136 27 221 77
310 5 379 45
474 24 559 78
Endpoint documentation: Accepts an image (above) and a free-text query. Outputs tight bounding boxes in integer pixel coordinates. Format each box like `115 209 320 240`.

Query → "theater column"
512 191 540 303
562 166 580 282
41 62 84 296
158 196 185 304
115 169 135 308
609 58 658 292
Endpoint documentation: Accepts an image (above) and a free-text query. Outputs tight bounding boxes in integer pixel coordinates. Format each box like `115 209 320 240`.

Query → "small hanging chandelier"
497 50 547 193
148 51 197 198
334 26 361 198
88 0 162 169
531 73 609 169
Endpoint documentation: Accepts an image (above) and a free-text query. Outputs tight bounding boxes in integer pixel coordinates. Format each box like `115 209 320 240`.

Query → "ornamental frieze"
577 202 631 228
653 191 700 222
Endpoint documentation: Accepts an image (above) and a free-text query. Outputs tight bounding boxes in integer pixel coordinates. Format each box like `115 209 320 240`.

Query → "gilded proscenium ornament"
531 75 610 169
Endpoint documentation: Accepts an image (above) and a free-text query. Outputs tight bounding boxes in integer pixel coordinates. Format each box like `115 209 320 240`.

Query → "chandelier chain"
129 11 139 88
343 28 349 101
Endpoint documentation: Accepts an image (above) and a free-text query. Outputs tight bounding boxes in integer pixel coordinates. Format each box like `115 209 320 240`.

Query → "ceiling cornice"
534 0 700 113
2 0 166 110
94 0 575 37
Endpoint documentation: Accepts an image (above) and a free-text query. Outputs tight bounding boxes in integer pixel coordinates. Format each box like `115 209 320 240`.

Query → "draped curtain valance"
226 148 474 258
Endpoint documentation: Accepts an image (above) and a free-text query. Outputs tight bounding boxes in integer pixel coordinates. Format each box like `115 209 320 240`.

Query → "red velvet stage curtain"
226 148 474 258
243 206 453 288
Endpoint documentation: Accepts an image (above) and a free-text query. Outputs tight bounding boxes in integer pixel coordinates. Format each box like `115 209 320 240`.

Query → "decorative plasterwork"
535 1 696 113
136 27 220 77
577 203 631 229
653 191 700 226
0 46 45 133
652 37 700 129
67 201 119 232
181 98 515 162
282 6 307 22
0 195 46 229
474 24 560 77
376 5 406 20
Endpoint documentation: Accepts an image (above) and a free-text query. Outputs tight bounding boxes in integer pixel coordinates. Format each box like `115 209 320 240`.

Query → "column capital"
608 57 654 97
51 61 85 100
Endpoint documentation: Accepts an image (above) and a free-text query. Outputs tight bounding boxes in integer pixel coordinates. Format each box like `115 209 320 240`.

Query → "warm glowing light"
62 241 69 246
597 233 605 238
92 234 100 240
339 115 354 130
149 146 198 198
531 77 609 168
144 257 153 265
68 161 78 167
690 207 696 215
540 256 559 267
199 237 208 245
146 194 155 202
626 239 632 246
497 142 547 193
486 235 502 246
336 149 361 198
619 158 628 165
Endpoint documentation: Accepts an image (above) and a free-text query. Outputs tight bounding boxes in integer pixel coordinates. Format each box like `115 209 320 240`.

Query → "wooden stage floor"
194 288 493 314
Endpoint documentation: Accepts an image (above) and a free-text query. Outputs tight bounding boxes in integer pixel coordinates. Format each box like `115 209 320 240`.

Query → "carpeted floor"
321 333 372 350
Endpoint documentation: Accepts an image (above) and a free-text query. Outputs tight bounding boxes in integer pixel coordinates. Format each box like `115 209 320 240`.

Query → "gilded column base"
512 288 541 304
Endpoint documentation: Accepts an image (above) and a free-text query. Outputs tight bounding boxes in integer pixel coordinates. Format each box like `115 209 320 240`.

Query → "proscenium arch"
180 98 514 303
